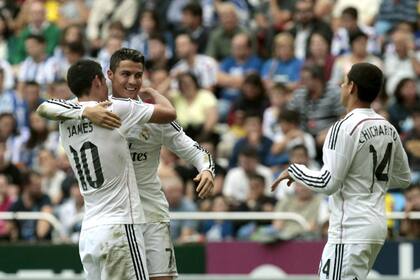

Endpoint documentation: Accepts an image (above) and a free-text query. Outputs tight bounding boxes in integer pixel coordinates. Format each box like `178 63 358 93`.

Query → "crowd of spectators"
0 0 419 243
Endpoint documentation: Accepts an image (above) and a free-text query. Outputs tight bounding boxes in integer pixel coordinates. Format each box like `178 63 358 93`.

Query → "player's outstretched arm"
36 99 121 129
271 169 295 192
37 99 84 121
287 126 357 195
140 87 176 124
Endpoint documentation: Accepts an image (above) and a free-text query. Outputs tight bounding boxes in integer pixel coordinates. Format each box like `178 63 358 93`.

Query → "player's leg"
143 222 178 280
319 243 345 280
367 244 383 272
339 243 383 280
96 224 148 280
79 228 101 280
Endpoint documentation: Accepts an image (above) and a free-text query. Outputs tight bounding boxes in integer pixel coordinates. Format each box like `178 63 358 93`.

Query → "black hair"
249 173 265 185
272 82 288 93
176 32 198 46
302 64 325 82
278 109 300 125
349 29 368 46
290 144 308 156
182 2 203 18
239 145 259 159
25 80 40 88
141 9 160 32
177 71 200 89
0 113 19 136
307 31 332 54
59 23 84 46
341 6 358 20
109 48 145 72
0 13 12 39
64 41 85 56
242 73 266 97
67 59 104 98
26 33 46 44
149 32 167 45
412 104 420 115
244 111 262 121
347 62 383 103
394 78 416 104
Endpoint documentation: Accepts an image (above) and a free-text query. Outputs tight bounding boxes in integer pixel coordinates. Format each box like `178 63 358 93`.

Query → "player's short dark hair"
341 6 358 20
182 2 203 18
109 48 145 72
278 109 300 125
26 33 46 44
67 59 104 98
347 62 383 103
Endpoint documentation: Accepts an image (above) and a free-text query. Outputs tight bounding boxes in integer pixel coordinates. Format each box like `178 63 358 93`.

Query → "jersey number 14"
369 143 392 193
70 141 104 190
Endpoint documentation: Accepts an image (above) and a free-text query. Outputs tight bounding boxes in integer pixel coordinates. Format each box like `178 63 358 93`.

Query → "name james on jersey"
67 120 94 138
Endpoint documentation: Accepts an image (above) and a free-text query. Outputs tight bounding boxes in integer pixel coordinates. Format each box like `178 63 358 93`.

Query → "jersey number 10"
70 141 105 190
369 142 392 193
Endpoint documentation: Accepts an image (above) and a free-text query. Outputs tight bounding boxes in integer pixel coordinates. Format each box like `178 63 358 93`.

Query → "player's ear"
349 81 356 95
93 75 103 88
107 69 113 80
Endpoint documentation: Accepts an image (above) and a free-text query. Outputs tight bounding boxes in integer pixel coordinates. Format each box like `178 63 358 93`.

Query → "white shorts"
79 224 149 280
319 243 382 280
143 222 178 278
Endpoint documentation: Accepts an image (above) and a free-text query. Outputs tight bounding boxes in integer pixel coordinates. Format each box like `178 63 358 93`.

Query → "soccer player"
38 48 215 280
272 62 411 280
37 59 177 280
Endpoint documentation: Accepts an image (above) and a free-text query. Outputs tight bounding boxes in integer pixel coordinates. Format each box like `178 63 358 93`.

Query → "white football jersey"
126 121 215 223
37 98 215 224
38 98 154 229
288 108 410 244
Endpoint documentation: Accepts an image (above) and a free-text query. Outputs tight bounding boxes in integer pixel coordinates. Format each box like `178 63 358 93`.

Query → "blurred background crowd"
0 0 419 244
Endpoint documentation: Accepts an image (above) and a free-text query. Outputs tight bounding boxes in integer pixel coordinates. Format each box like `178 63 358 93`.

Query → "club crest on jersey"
140 128 150 141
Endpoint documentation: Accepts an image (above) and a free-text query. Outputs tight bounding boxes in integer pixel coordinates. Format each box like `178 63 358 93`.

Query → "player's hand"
83 101 121 129
139 87 159 102
271 169 294 192
194 170 214 199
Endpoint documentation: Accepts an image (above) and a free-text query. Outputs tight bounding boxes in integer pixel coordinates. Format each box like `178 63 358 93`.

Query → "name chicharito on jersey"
359 124 398 143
